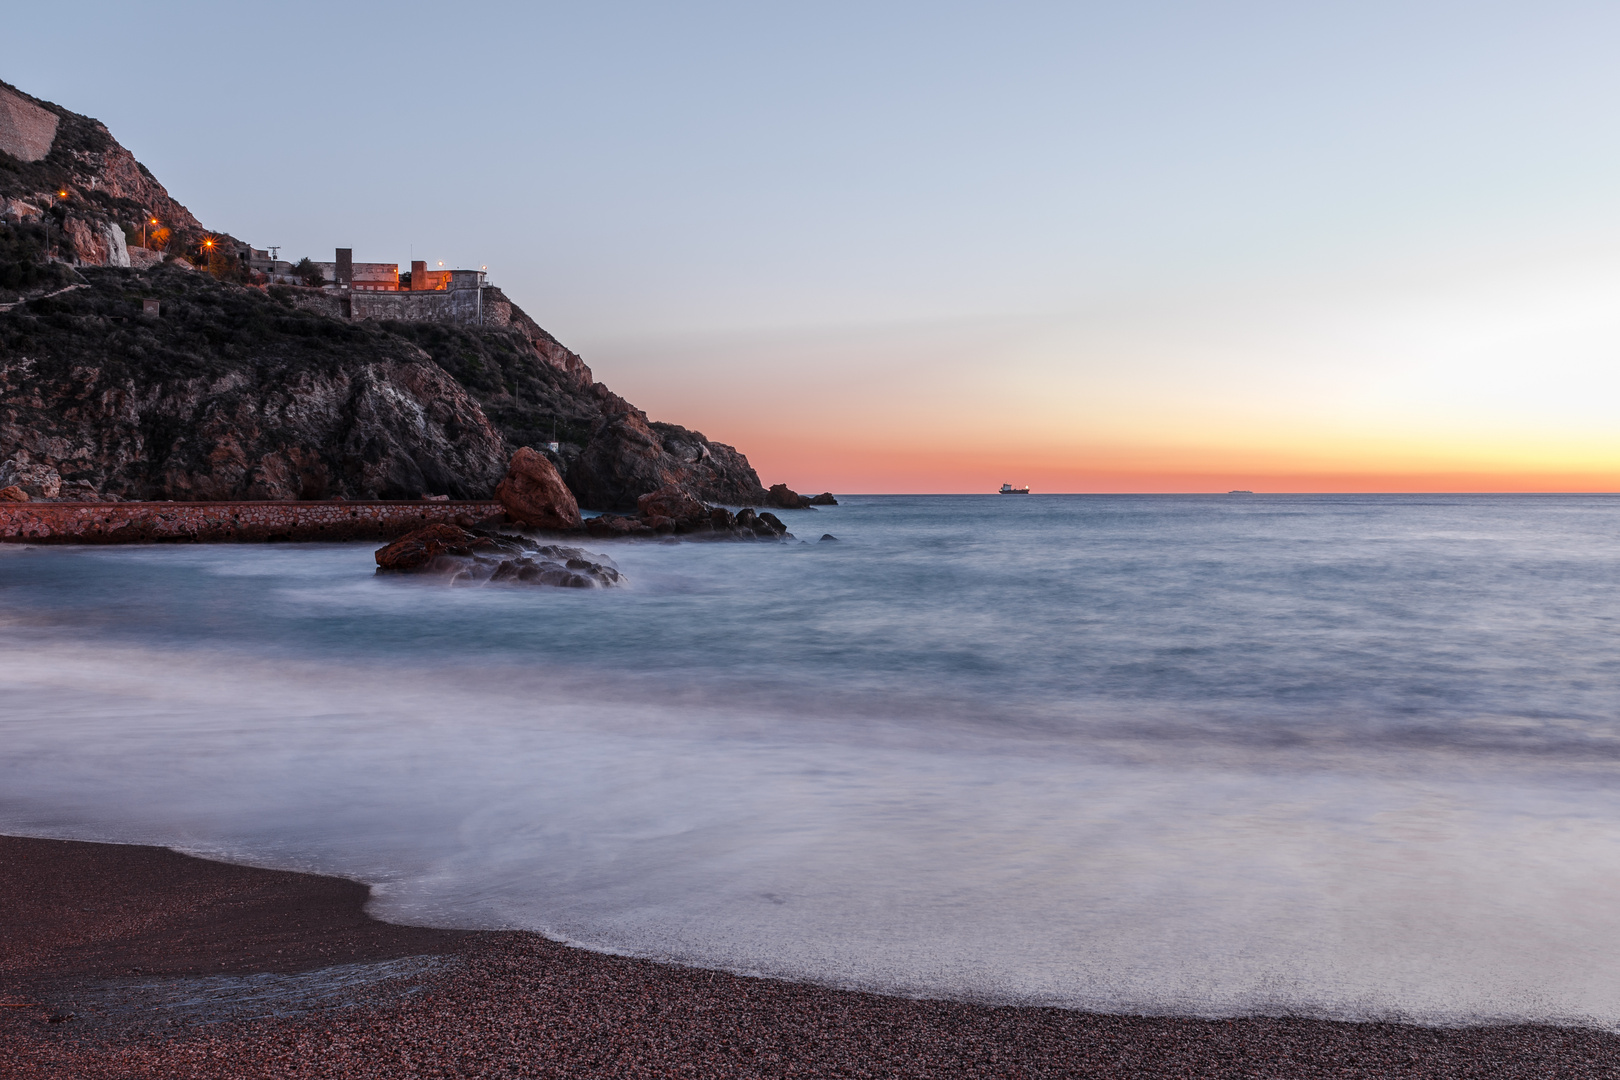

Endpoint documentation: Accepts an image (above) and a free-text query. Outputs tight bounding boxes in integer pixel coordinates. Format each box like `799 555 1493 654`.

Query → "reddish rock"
373 523 489 571
767 483 832 509
495 447 582 531
637 486 707 522
374 525 621 587
0 485 27 502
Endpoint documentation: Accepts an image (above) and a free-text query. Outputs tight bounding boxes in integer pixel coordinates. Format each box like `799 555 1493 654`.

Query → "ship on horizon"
999 483 1030 495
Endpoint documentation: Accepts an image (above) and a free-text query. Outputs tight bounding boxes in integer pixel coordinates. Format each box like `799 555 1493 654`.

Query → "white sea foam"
5 495 1620 1026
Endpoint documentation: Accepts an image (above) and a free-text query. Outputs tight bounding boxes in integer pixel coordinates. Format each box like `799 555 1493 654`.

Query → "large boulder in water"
636 485 707 522
496 447 582 531
765 484 836 509
375 524 621 587
374 522 493 571
766 483 811 509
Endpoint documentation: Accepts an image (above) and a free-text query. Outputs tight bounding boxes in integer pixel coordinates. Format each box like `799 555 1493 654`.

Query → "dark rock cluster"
583 485 793 541
766 483 838 509
374 523 621 588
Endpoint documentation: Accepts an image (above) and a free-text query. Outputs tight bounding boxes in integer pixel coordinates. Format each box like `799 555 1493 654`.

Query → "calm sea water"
5 494 1620 1025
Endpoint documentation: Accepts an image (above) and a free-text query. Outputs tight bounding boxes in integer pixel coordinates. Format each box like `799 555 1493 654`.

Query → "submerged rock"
374 524 620 588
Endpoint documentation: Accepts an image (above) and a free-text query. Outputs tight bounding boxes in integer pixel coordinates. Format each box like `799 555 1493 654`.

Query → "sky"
8 1 1620 492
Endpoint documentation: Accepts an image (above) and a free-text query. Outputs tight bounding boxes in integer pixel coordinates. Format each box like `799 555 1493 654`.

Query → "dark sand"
3 835 1617 1078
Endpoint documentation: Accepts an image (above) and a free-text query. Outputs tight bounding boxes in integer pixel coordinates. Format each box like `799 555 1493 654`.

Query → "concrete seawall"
0 501 506 544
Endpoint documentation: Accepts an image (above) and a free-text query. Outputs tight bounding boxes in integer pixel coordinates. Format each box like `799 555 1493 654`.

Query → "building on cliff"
249 247 497 326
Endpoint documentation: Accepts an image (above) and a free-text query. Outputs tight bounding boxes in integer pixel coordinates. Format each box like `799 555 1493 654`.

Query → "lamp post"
45 188 67 260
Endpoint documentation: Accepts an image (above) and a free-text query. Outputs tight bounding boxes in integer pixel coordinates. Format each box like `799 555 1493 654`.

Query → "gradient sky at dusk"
10 2 1620 491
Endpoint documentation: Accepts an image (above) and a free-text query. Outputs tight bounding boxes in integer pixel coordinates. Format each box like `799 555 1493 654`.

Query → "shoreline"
3 835 1616 1078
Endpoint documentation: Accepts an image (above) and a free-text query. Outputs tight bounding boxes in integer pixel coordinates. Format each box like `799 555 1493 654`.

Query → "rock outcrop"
375 523 621 587
0 459 60 500
765 484 839 509
495 447 582 531
561 385 767 510
584 494 793 542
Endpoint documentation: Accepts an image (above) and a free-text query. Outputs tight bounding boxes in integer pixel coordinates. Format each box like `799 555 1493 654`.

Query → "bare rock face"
1 198 42 223
375 524 621 588
0 267 510 501
0 459 60 499
496 447 582 531
0 485 26 502
0 84 60 163
565 386 769 511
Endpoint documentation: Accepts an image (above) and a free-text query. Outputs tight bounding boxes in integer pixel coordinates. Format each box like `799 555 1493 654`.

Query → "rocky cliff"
0 82 776 510
0 79 201 268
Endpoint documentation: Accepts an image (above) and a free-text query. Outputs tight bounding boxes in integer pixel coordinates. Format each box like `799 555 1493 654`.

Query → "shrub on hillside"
293 257 324 287
0 223 73 293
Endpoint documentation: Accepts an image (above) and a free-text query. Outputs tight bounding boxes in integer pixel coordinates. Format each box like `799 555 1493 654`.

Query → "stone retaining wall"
290 285 510 328
0 500 507 544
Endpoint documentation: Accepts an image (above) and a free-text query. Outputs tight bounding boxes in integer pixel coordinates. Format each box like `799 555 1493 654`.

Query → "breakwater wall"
0 500 506 544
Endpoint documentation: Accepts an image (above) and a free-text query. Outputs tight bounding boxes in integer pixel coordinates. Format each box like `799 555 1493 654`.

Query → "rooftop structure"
250 245 499 328
249 248 488 295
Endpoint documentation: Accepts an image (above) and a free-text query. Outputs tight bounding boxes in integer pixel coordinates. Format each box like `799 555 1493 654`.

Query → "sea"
4 494 1620 1027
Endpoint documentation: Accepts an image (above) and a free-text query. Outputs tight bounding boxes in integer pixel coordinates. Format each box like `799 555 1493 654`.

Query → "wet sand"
2 834 1617 1079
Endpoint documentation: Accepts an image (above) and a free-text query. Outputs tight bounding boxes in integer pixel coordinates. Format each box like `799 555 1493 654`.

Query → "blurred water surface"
4 494 1620 1025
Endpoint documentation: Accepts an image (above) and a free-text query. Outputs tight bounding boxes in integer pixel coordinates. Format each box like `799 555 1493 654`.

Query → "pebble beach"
5 835 1618 1079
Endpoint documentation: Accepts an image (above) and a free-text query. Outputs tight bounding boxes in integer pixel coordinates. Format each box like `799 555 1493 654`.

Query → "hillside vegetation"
0 260 769 507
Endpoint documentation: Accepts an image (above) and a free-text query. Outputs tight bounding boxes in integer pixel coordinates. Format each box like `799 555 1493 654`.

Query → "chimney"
335 248 353 288
411 260 427 291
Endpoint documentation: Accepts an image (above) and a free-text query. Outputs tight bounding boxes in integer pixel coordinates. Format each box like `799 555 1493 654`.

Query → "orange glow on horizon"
737 440 1620 495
